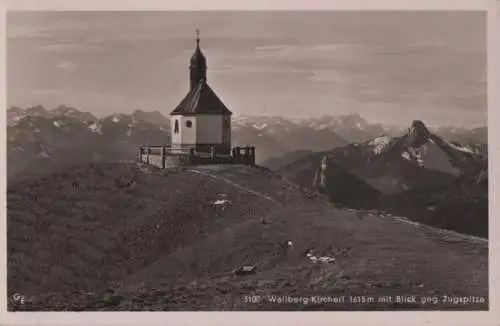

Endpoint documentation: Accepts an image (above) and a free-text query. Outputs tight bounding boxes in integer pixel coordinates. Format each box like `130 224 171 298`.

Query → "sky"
7 11 486 127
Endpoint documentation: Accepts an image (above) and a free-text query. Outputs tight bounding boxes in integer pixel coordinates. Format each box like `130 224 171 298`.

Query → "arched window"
186 120 192 128
174 120 179 134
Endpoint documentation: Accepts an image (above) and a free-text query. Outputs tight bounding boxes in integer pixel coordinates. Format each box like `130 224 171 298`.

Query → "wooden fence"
138 145 256 168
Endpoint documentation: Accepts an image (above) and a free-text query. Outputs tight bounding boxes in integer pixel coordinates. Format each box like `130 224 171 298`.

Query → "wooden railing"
138 146 190 156
137 145 256 167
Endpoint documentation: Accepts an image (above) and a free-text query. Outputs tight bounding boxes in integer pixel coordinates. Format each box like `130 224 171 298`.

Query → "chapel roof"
170 78 232 116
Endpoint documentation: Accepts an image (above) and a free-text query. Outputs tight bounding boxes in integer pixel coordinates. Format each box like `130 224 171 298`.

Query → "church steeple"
189 29 207 89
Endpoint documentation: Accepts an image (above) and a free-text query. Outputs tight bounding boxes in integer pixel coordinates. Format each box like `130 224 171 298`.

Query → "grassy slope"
7 163 488 311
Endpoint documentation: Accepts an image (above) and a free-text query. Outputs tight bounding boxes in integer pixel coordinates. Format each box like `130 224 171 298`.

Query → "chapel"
138 30 255 168
170 29 232 155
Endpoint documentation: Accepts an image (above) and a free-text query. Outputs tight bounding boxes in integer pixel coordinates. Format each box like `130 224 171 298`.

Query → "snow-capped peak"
53 120 64 128
89 122 103 134
368 135 391 155
253 123 268 130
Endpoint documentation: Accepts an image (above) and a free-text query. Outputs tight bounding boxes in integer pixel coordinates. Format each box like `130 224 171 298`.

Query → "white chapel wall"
170 117 181 145
179 116 197 144
171 116 197 145
195 115 224 144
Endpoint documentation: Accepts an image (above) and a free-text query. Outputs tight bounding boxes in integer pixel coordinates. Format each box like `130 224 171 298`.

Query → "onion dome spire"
189 29 207 89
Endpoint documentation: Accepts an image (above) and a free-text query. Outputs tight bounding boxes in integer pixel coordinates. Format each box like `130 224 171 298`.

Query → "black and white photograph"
4 9 492 315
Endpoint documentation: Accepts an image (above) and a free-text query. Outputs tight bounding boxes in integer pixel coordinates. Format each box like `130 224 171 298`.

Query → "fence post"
189 148 195 164
210 145 216 160
161 146 166 169
146 147 150 164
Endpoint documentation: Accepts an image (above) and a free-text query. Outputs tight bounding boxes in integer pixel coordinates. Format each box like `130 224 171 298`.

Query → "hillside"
8 163 487 311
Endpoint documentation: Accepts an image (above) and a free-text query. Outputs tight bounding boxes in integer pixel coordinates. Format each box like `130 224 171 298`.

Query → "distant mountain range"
7 107 170 182
298 113 398 142
6 105 487 186
8 105 98 125
231 116 348 162
272 119 488 237
432 125 487 145
7 106 347 180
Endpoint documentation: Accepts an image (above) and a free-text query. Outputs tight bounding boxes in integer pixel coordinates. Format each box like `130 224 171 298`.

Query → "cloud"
305 43 362 53
254 43 356 53
40 43 104 53
7 13 95 39
29 89 62 96
56 61 76 70
306 70 348 84
7 25 55 39
210 63 307 76
22 89 133 115
254 44 296 52
81 36 108 44
249 43 375 66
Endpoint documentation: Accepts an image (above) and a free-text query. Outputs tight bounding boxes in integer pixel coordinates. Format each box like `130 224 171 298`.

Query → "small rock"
233 265 257 276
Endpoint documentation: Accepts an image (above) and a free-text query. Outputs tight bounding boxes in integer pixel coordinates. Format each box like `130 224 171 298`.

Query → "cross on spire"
196 29 200 45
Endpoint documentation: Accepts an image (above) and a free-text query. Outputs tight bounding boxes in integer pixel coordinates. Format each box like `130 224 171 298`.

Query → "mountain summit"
407 120 432 147
375 120 485 178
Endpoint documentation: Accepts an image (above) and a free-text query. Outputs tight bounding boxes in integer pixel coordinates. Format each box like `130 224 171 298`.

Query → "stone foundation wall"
140 153 186 169
165 155 182 168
